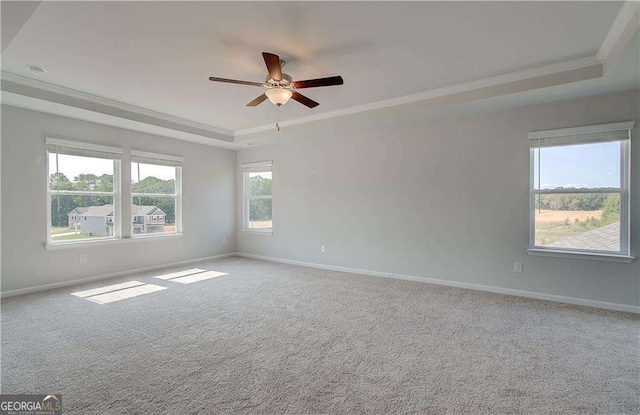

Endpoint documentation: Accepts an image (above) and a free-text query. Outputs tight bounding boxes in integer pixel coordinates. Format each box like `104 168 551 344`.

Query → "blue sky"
534 141 620 189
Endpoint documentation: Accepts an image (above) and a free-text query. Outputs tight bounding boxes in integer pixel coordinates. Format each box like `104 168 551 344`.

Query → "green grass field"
51 233 92 241
51 226 93 241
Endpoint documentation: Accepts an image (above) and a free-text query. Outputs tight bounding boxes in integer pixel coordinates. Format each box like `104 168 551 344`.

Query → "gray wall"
237 90 640 308
1 105 237 292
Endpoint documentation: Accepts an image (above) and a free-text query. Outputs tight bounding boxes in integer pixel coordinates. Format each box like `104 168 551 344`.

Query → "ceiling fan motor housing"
265 73 293 89
209 52 340 108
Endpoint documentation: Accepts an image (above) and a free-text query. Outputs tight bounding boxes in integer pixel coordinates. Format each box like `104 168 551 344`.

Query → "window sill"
132 233 183 241
527 248 634 263
241 229 273 235
45 233 183 250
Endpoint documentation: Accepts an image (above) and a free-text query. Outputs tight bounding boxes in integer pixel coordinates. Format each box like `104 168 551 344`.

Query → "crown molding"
234 55 603 137
598 0 640 72
2 91 239 150
1 71 234 138
235 1 636 138
2 1 635 142
1 56 604 141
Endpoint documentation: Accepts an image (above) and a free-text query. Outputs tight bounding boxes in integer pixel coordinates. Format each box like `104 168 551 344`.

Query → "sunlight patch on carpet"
72 281 167 304
83 284 167 304
168 271 228 284
71 281 145 298
153 268 207 280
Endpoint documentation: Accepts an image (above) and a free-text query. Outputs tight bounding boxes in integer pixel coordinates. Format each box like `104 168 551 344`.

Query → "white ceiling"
1 1 630 135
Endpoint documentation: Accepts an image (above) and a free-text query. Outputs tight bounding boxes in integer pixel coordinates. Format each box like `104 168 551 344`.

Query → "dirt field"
248 220 272 229
535 210 603 223
535 209 611 246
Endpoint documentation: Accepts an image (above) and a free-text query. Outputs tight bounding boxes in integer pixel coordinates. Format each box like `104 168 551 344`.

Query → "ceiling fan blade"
291 91 319 108
293 76 344 89
262 52 282 81
246 93 268 107
209 77 263 87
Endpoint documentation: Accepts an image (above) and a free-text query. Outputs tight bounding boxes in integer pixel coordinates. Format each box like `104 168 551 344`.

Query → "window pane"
248 172 272 196
248 198 272 230
131 162 176 194
51 196 115 241
534 141 620 190
534 193 620 252
132 197 176 235
49 153 114 191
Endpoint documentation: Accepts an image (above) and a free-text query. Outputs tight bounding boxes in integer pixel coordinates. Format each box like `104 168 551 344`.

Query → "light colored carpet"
1 257 638 414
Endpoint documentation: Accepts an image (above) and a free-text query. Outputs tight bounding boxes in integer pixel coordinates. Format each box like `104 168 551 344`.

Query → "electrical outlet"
79 255 87 264
514 262 523 273
320 245 326 253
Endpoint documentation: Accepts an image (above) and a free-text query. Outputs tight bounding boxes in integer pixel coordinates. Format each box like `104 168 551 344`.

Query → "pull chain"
275 105 281 132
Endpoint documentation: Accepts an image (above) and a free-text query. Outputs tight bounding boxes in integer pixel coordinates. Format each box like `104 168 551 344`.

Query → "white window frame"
527 122 634 263
131 150 183 238
45 137 123 246
242 160 273 234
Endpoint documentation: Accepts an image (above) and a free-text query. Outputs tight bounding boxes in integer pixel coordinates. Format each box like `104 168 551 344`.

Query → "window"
529 122 633 260
243 161 273 232
47 138 122 244
131 150 182 237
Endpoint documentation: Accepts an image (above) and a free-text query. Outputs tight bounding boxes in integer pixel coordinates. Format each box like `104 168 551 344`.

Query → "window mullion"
620 139 630 255
535 188 622 195
113 159 121 239
132 193 177 198
53 190 117 197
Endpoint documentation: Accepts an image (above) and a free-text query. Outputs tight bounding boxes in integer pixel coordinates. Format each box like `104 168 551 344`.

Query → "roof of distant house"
69 204 165 217
68 207 89 214
81 205 115 217
547 222 620 252
133 205 164 216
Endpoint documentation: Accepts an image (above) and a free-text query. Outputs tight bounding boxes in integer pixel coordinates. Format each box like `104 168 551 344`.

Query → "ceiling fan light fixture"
265 88 293 106
209 52 341 108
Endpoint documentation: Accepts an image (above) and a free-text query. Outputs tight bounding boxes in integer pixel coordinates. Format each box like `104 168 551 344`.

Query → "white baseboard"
0 252 237 298
5 251 638 314
236 253 640 314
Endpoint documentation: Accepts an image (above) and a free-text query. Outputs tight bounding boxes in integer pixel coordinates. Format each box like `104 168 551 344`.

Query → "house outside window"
131 150 182 237
242 160 273 233
528 122 634 262
46 138 122 244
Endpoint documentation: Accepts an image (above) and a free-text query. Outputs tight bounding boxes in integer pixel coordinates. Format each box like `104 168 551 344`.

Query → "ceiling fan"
208 52 344 108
